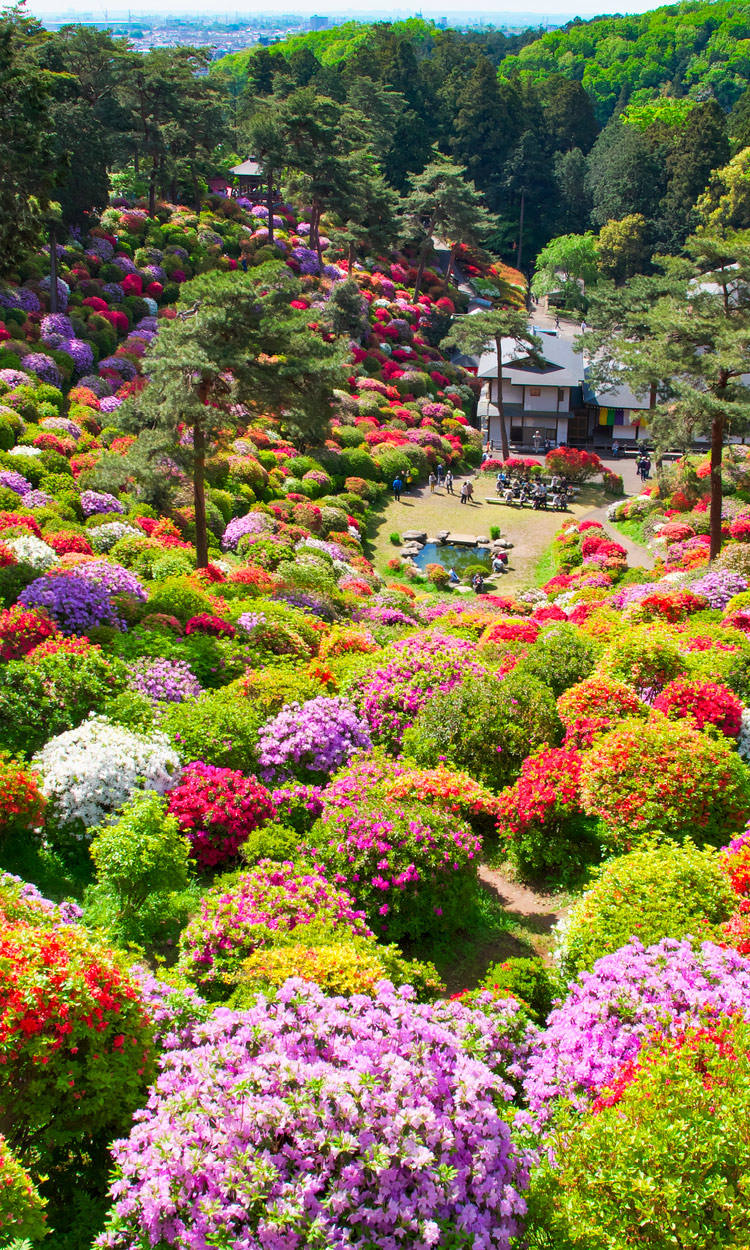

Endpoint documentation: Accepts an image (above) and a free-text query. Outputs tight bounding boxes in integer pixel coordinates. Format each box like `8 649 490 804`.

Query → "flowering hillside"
2 194 750 1249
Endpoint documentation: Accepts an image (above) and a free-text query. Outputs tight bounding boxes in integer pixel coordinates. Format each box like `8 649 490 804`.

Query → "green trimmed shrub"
555 839 735 979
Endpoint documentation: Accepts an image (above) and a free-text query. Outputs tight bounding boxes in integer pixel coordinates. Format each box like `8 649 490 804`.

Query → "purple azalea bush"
0 470 32 496
74 559 147 601
222 511 274 551
23 353 62 387
81 490 127 517
691 568 748 610
19 572 121 633
127 658 202 704
98 981 531 1250
257 695 372 781
524 937 750 1116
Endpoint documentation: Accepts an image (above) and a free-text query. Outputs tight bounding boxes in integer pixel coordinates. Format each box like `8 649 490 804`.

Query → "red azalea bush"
0 540 16 568
653 678 743 738
660 522 695 544
532 605 569 623
0 604 57 661
495 747 591 879
722 611 750 635
580 717 750 851
557 674 645 748
0 922 154 1159
545 447 603 482
0 511 42 538
730 517 750 542
632 589 707 622
167 762 277 869
184 613 236 638
718 907 750 955
0 758 45 845
45 531 94 557
480 617 541 646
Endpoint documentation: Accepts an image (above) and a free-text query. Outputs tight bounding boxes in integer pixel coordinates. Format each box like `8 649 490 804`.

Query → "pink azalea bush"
310 756 481 940
346 632 486 750
524 937 750 1117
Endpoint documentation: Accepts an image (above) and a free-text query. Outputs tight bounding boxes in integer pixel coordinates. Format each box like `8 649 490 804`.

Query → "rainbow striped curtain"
598 407 635 427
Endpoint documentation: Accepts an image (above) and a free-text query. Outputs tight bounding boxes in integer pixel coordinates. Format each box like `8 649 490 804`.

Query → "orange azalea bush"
383 761 501 822
319 624 379 662
580 717 750 852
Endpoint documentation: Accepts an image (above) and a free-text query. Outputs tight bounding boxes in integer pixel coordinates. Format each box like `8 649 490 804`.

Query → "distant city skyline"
28 0 675 25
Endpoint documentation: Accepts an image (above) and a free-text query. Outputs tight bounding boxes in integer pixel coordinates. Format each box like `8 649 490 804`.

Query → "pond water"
411 542 493 575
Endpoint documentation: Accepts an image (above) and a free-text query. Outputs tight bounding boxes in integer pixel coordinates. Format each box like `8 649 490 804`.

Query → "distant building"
228 159 283 204
309 15 328 29
475 334 652 449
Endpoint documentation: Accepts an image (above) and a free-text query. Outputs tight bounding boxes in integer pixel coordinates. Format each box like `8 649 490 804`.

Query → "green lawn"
367 477 607 589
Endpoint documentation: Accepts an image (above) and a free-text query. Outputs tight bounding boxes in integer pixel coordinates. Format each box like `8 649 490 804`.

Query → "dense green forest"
500 0 750 120
2 0 750 283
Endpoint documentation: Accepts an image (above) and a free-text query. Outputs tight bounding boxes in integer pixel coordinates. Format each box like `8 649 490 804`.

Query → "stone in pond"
402 530 427 543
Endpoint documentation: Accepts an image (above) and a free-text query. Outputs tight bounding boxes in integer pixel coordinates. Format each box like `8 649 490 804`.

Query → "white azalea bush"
32 716 181 842
5 534 59 572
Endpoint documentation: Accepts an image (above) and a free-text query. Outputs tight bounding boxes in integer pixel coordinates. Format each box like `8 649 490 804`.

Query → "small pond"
411 542 493 575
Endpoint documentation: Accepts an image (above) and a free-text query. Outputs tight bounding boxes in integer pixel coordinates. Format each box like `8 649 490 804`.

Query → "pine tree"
122 263 349 567
582 233 750 557
402 148 496 300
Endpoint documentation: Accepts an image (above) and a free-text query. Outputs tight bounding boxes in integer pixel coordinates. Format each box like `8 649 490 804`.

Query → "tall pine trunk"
710 413 724 560
148 157 158 218
516 191 526 273
267 174 274 246
444 241 458 291
413 238 430 303
494 333 509 459
193 400 209 570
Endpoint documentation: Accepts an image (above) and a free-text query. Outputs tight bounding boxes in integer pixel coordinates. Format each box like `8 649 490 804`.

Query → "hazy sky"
32 0 671 21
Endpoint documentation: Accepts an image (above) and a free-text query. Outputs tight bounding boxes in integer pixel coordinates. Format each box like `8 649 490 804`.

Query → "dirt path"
437 866 567 995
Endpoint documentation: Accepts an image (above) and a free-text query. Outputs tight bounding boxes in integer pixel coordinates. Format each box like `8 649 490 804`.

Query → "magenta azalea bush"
346 633 486 750
310 757 481 940
177 859 372 992
99 981 532 1250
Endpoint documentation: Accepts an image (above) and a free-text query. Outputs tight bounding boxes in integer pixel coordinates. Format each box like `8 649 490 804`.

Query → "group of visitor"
496 470 569 511
395 468 466 503
636 452 652 483
427 465 456 494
